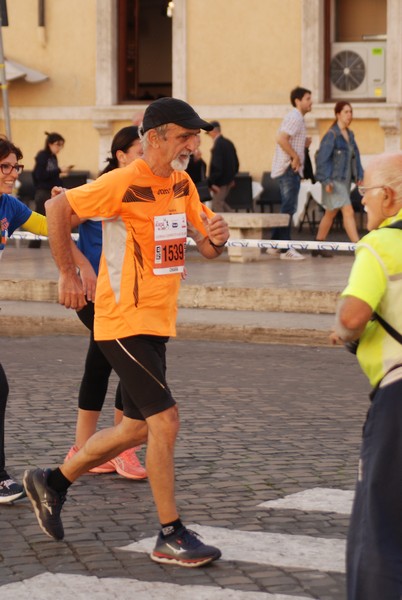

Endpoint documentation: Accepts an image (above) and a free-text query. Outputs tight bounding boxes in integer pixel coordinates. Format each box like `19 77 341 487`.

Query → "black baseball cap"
141 97 213 133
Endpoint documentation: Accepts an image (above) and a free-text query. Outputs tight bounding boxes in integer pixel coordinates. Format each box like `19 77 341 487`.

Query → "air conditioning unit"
330 42 386 100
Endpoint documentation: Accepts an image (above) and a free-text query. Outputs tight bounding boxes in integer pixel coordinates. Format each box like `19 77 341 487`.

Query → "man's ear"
148 129 160 148
383 186 397 213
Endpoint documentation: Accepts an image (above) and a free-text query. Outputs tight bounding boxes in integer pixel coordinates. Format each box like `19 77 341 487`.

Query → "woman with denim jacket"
313 101 364 257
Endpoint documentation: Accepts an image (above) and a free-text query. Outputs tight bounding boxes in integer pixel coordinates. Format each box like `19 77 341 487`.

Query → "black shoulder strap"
371 220 402 343
373 312 402 345
383 220 402 230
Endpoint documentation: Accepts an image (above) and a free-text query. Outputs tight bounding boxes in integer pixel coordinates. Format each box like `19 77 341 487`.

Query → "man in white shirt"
271 86 312 260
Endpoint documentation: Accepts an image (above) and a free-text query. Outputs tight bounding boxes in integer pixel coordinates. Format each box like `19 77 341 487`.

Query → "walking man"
270 86 312 260
331 152 402 599
207 121 239 212
23 97 229 568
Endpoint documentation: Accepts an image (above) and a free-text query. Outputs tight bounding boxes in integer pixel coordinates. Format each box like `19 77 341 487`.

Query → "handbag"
303 147 316 183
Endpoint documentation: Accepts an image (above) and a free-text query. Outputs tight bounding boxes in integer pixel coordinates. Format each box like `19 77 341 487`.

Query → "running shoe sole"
89 462 116 474
150 549 221 567
0 488 26 503
112 458 147 480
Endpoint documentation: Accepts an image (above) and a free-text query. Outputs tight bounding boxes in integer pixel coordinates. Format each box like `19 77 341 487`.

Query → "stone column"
380 121 401 153
93 120 114 173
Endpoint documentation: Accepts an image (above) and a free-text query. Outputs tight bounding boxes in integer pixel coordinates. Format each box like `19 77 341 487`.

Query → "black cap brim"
142 97 213 133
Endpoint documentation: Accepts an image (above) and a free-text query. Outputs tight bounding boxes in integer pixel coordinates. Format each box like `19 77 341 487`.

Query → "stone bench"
219 212 290 262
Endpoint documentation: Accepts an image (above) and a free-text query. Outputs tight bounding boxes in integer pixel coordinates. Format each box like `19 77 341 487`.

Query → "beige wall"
187 0 302 105
11 120 99 175
0 0 99 175
3 0 97 107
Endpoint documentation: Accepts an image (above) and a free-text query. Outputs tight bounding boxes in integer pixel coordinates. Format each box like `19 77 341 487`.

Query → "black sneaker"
23 468 66 540
311 249 333 258
0 475 26 503
151 526 221 567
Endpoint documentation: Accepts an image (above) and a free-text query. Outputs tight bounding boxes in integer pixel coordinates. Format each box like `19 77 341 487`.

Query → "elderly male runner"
24 97 229 567
331 152 402 599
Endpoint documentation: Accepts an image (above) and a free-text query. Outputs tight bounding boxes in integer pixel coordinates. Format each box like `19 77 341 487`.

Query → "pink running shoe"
111 447 147 480
64 445 116 474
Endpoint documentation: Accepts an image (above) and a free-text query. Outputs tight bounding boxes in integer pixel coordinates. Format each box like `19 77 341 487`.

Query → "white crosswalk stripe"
2 487 350 599
1 572 311 600
259 487 354 514
122 523 346 573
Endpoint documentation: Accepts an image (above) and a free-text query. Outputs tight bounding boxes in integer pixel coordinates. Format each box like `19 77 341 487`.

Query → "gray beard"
171 156 190 171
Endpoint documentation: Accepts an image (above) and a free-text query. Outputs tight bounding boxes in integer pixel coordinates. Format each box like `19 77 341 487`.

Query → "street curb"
176 323 332 346
2 279 339 314
180 285 339 314
0 314 332 346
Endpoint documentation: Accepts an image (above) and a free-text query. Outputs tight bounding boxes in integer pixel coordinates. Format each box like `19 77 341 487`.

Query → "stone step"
0 301 334 346
1 279 338 314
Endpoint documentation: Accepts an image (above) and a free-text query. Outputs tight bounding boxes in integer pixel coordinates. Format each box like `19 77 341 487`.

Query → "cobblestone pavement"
0 336 370 599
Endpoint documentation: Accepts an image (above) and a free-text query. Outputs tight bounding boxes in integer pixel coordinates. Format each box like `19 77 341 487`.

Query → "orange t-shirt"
66 159 213 341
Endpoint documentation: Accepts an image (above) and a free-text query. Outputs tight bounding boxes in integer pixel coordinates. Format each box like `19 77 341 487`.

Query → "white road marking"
0 572 311 600
121 523 346 573
258 488 354 515
3 488 351 599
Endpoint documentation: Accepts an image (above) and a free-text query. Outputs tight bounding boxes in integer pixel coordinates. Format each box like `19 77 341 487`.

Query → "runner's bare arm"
45 193 86 310
21 209 96 302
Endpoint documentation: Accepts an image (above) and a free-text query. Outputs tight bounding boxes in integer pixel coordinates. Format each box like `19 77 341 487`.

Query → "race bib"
154 213 187 275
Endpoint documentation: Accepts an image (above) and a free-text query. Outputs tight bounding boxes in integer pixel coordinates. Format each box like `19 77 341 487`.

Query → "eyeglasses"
0 163 24 175
357 185 387 196
53 141 64 147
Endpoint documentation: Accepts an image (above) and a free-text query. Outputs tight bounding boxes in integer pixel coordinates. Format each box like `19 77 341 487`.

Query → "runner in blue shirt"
0 136 94 503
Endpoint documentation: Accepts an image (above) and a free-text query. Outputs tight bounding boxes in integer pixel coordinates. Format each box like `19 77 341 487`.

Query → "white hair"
138 123 169 151
367 152 402 201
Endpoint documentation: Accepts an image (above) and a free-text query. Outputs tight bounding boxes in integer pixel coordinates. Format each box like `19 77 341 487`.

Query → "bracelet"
209 238 227 249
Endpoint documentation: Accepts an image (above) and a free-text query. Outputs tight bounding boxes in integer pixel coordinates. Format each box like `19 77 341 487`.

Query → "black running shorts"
98 335 176 420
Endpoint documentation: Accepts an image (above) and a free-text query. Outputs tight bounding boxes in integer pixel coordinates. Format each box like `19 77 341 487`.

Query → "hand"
78 263 97 303
325 183 333 194
51 186 65 198
58 271 87 310
291 155 301 172
329 330 342 345
305 136 312 148
200 212 229 246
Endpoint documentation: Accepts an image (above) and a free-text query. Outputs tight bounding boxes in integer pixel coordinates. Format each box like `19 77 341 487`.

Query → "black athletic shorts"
98 335 176 421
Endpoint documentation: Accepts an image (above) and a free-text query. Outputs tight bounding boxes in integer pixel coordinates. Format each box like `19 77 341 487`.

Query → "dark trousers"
271 166 300 241
76 302 122 412
347 377 402 599
0 363 10 478
211 184 234 212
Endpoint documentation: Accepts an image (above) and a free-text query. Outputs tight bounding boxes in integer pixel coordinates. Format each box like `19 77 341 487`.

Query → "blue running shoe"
151 526 221 567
